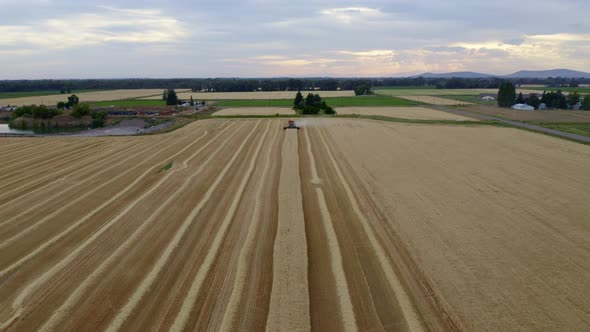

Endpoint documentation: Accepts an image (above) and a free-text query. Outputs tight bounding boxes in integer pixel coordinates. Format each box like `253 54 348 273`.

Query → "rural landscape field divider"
0 139 102 177
170 121 271 331
0 141 104 189
317 128 425 332
107 121 261 331
0 139 147 211
39 121 247 331
0 139 66 165
266 129 311 331
0 136 177 245
303 128 357 331
0 123 233 330
0 138 157 217
219 120 280 331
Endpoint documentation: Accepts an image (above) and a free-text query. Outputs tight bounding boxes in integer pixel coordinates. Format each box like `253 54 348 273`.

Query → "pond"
0 124 35 135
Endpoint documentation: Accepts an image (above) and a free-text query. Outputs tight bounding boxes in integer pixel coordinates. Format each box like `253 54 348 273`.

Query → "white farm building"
511 103 534 111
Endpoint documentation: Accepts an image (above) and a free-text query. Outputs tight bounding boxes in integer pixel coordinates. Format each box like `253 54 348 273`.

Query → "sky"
0 0 589 79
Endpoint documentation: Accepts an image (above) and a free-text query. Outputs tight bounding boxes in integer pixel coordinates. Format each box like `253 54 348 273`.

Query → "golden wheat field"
334 107 475 120
375 88 547 96
397 95 473 105
1 119 589 331
141 90 355 100
1 89 190 106
213 107 295 116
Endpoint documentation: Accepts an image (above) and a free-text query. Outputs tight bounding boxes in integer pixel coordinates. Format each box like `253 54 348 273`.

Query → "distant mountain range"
414 69 590 79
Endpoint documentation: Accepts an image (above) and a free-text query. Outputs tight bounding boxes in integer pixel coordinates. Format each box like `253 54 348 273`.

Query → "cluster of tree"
539 91 568 109
354 83 373 96
71 104 91 118
56 95 80 109
293 92 335 115
512 92 541 109
91 111 107 127
498 82 585 110
11 105 62 119
162 89 178 105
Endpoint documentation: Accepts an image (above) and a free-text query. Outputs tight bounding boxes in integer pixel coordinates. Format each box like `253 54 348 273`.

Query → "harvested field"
213 107 295 116
335 106 476 121
2 89 190 107
376 88 547 96
141 90 355 100
398 95 473 105
1 119 589 331
463 105 590 122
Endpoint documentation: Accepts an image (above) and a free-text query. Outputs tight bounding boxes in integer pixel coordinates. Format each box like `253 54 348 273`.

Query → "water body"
0 124 34 135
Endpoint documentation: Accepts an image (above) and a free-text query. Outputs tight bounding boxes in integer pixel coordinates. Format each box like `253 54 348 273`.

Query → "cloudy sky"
1 0 589 78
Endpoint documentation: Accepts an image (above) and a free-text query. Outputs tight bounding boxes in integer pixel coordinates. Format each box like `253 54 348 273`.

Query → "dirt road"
1 119 589 331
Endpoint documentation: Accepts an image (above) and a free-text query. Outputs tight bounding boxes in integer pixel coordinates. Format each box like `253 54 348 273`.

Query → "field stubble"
0 118 589 331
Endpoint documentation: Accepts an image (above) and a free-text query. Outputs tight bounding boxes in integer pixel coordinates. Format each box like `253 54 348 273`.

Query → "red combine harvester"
283 120 300 130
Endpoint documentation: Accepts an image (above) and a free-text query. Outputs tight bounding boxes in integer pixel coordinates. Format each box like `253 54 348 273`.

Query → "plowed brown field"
1 119 589 331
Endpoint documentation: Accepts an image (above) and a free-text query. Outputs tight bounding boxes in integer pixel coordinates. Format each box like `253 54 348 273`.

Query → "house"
511 103 534 111
573 102 582 111
539 103 547 110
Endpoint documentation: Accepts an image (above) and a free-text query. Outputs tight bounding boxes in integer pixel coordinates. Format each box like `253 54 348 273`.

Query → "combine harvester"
283 120 300 130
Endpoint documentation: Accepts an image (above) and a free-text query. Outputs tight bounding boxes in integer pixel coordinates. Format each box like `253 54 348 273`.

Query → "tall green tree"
354 84 372 96
581 96 590 110
526 94 540 109
162 90 168 101
567 92 581 108
165 89 178 105
293 91 304 110
71 103 90 118
497 82 516 107
64 94 79 109
516 92 525 104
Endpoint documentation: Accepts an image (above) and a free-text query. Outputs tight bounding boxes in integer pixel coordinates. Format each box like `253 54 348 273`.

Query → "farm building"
573 102 582 111
511 103 534 111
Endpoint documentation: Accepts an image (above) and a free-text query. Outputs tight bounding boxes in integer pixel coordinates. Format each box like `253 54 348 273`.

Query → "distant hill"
414 69 590 79
415 71 494 78
503 69 590 78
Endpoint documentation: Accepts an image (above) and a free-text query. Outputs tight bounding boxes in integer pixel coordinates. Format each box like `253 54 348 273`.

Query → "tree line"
2 77 589 93
292 91 335 115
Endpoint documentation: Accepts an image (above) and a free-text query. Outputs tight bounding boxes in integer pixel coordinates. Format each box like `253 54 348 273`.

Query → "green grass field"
0 90 105 100
535 123 590 137
90 99 166 107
